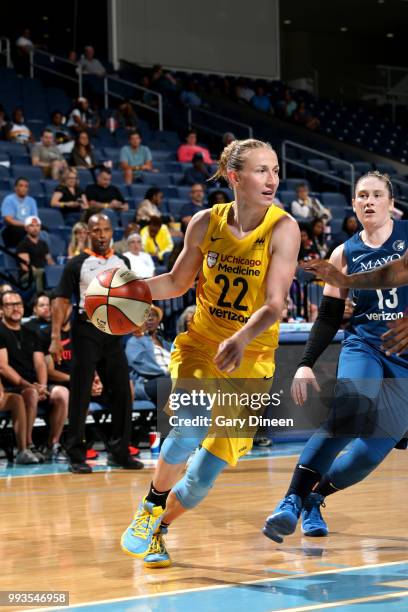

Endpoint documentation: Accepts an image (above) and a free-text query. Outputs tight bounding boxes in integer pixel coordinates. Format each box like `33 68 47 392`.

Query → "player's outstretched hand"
381 316 408 356
49 338 64 365
300 260 347 288
214 336 244 373
291 366 321 406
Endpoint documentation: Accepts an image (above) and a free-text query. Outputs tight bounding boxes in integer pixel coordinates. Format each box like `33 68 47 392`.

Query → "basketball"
84 267 152 335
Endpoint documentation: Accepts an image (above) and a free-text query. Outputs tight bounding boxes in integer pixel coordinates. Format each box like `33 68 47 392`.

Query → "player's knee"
327 392 376 436
173 449 227 509
160 435 201 465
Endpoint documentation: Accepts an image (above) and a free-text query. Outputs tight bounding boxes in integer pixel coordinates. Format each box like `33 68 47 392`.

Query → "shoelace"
148 533 165 555
131 511 156 540
281 497 299 512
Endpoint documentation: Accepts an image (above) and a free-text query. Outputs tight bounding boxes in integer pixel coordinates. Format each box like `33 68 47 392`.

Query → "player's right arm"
292 244 349 406
50 298 71 364
144 210 209 300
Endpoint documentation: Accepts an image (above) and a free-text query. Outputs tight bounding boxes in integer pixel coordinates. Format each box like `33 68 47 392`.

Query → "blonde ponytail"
210 138 274 182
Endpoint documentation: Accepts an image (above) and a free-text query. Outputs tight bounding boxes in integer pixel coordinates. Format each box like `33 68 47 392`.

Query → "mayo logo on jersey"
359 253 402 271
207 251 219 268
393 240 405 252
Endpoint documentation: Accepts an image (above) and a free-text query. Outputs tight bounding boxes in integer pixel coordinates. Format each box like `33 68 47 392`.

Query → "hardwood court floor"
1 448 408 610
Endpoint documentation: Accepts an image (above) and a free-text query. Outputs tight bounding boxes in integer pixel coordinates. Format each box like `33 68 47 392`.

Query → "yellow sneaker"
121 497 165 558
143 526 171 568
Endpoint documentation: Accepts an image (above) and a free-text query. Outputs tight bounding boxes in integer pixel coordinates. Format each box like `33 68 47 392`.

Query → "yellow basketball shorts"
168 331 275 466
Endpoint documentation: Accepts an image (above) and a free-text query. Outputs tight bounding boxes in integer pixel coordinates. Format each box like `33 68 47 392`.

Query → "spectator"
16 216 54 292
1 177 38 248
67 222 89 258
126 306 171 408
293 101 320 131
136 187 164 224
6 108 34 144
297 224 320 261
330 213 359 249
85 169 129 216
0 376 39 464
46 111 73 149
277 90 297 118
310 218 329 258
67 98 99 134
123 233 155 278
69 130 97 169
250 86 272 113
113 222 140 255
120 130 154 185
78 46 106 76
140 216 173 262
14 28 34 77
180 81 202 107
183 152 210 186
222 132 236 147
176 305 196 334
208 189 230 207
150 64 178 93
15 28 34 53
291 183 332 222
177 130 214 164
31 129 68 180
113 100 138 131
235 78 255 103
140 75 158 107
51 167 89 225
180 183 207 229
0 290 68 461
25 293 51 339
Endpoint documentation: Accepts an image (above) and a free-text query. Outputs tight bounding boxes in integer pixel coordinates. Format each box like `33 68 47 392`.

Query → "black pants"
65 319 132 463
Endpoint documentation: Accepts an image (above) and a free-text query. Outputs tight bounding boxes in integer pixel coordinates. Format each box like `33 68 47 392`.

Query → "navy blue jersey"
344 220 408 358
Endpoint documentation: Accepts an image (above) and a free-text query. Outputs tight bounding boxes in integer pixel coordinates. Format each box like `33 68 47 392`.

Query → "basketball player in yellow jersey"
121 139 300 567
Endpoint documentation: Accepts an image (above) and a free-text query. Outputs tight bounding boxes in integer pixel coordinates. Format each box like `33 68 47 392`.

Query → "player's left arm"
214 216 300 371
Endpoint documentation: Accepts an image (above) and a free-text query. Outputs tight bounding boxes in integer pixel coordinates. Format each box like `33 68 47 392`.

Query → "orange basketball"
84 267 152 335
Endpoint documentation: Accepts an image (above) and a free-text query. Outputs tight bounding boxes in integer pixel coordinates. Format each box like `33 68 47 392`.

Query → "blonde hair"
211 138 275 182
69 222 88 254
61 166 78 186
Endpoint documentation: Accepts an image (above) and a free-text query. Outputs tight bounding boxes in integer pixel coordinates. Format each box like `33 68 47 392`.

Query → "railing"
359 64 408 122
28 48 163 130
0 37 12 68
281 140 356 198
187 106 253 139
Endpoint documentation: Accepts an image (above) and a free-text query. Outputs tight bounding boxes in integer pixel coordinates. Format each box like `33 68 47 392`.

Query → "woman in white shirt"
124 232 155 278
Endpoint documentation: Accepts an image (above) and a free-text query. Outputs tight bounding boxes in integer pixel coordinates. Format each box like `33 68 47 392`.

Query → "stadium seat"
44 265 64 289
11 166 43 181
167 198 188 220
37 208 66 229
321 192 348 209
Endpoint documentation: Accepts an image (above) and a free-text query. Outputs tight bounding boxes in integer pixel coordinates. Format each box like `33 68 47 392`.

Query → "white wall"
110 0 280 79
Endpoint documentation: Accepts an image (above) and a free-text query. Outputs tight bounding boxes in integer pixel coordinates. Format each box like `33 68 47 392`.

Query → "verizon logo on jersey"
366 311 403 321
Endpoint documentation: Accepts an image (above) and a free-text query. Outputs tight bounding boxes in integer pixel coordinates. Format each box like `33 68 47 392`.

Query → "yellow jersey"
188 202 288 354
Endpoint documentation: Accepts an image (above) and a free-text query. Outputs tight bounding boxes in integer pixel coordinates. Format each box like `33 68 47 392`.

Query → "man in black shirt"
50 213 143 473
16 216 54 293
85 169 129 219
0 290 68 459
180 183 207 231
25 293 51 345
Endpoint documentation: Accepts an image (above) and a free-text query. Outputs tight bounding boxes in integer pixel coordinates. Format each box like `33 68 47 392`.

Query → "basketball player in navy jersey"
263 171 408 542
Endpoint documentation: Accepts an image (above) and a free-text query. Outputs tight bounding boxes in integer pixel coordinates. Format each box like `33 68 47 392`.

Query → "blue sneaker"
301 492 328 537
263 494 302 543
121 497 165 558
143 526 171 568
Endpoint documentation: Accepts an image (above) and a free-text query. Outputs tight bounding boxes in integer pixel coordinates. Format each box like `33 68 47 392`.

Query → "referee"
50 213 144 473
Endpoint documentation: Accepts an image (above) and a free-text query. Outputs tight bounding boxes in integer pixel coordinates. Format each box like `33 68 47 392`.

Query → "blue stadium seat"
321 192 348 209
281 178 310 191
375 163 397 175
121 211 136 228
176 186 193 200
276 190 296 207
167 198 188 220
140 172 172 187
353 161 371 174
129 184 152 200
48 234 67 258
103 147 121 164
151 150 174 162
44 265 64 289
11 166 43 181
43 180 60 198
37 208 66 229
308 159 330 172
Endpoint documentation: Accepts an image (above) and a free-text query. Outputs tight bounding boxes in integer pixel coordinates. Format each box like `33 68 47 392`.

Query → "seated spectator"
136 187 163 224
297 224 320 261
176 305 196 334
31 129 68 180
140 216 173 262
14 29 34 77
51 167 89 225
277 89 297 118
235 78 255 103
291 183 332 223
250 86 272 114
67 98 99 134
177 130 214 164
310 218 329 258
140 75 158 107
151 64 178 93
113 100 138 131
293 101 320 131
1 177 38 248
6 108 34 144
180 183 207 230
126 305 171 406
0 376 38 464
113 222 140 255
25 293 51 338
0 290 68 461
78 46 106 76
85 169 128 216
183 152 210 186
46 110 73 150
69 130 97 169
68 222 89 258
329 213 359 252
120 130 154 185
180 81 202 107
16 216 54 292
123 233 155 278
208 189 230 207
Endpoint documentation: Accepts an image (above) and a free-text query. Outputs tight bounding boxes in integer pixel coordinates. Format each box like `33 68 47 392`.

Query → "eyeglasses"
2 302 23 308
